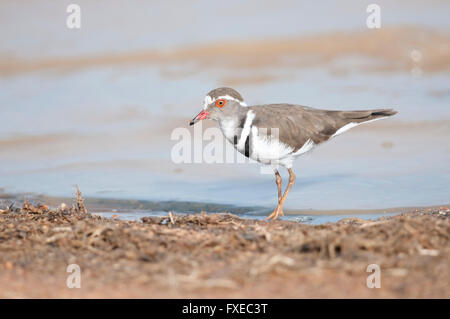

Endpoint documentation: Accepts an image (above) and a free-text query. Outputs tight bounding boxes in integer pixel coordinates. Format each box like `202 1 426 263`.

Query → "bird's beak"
189 110 210 126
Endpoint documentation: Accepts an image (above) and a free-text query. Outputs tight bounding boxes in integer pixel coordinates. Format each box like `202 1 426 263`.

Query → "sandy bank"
0 200 448 298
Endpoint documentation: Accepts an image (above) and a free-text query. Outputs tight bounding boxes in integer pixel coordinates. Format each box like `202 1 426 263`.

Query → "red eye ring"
215 99 226 108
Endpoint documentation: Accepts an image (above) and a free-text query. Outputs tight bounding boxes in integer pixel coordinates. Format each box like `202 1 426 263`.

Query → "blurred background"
0 0 449 212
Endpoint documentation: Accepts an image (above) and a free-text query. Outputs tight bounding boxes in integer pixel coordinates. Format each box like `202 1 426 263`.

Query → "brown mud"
0 198 449 298
1 27 449 77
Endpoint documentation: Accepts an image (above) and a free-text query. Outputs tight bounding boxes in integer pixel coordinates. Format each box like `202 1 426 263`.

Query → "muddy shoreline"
0 198 448 298
1 190 448 217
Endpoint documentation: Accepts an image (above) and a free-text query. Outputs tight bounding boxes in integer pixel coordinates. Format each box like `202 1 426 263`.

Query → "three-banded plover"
190 87 397 220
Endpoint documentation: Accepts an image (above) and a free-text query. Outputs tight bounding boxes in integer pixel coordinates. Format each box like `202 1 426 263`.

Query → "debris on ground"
0 200 448 298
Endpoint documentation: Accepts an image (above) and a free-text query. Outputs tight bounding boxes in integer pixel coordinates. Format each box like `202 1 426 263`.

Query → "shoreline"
1 190 448 217
0 197 448 298
285 204 450 216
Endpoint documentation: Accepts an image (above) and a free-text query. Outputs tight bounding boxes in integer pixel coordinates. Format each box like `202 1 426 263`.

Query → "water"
93 210 400 225
1 1 449 213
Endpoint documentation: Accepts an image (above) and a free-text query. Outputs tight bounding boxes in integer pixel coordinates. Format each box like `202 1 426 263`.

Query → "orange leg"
265 168 296 221
275 170 284 216
265 170 282 220
276 171 282 202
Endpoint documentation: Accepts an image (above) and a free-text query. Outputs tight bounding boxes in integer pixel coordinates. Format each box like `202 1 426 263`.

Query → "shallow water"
93 210 401 225
1 1 449 212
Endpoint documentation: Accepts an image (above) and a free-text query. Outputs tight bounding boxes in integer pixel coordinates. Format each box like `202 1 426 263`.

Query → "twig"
75 185 88 214
168 211 175 225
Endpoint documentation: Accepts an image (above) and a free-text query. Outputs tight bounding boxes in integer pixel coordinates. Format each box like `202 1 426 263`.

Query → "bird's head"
189 87 247 126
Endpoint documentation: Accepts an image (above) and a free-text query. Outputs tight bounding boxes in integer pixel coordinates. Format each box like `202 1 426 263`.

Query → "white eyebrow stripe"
203 95 213 109
204 94 247 108
237 110 255 151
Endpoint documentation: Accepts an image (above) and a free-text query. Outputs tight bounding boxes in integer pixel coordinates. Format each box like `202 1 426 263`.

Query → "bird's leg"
278 168 296 213
265 170 284 220
265 168 296 221
275 170 282 203
275 170 284 216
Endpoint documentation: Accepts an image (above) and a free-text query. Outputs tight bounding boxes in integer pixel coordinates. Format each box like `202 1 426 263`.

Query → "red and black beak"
189 110 210 126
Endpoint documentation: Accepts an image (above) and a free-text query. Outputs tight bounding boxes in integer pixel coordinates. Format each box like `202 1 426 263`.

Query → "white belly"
246 126 293 167
219 116 315 168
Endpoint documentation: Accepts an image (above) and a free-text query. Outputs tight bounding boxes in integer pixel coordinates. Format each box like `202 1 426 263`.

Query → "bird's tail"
339 108 397 123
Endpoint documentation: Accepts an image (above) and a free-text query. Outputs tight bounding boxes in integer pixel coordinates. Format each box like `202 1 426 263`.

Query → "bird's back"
248 104 396 152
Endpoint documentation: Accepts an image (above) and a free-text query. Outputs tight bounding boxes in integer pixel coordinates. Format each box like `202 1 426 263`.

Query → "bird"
189 87 397 220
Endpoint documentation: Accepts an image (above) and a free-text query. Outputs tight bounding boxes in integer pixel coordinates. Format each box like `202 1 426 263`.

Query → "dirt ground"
0 199 449 298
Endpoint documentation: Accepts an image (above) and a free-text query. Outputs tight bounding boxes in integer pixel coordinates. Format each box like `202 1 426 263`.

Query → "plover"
189 87 397 220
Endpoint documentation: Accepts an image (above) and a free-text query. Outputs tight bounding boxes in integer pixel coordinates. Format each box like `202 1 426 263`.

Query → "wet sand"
1 26 449 76
0 199 448 298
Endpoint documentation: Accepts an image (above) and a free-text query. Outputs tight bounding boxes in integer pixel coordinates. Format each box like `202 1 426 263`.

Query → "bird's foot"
264 206 284 221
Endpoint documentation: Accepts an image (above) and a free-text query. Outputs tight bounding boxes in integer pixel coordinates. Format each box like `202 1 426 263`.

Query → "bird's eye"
215 99 226 108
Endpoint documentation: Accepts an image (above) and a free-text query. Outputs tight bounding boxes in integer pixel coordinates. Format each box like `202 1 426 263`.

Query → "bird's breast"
218 118 238 142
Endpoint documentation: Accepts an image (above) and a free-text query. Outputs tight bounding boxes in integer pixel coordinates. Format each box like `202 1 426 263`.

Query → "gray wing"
249 104 396 151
